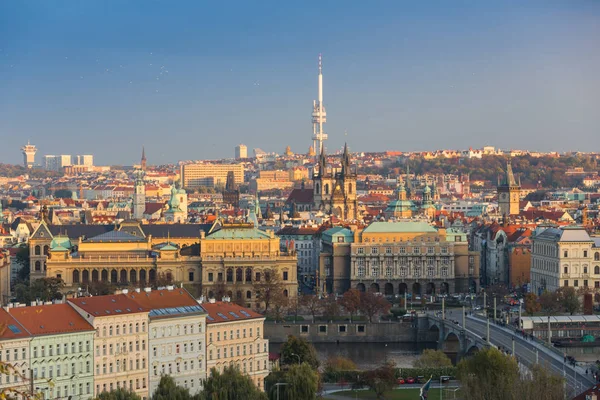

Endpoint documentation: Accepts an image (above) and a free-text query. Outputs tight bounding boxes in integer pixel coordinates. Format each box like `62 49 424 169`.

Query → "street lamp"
290 353 301 364
274 382 289 400
440 375 450 400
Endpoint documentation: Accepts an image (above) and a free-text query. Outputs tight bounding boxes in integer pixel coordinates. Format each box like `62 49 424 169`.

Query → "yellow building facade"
199 224 298 307
69 294 150 399
202 300 270 391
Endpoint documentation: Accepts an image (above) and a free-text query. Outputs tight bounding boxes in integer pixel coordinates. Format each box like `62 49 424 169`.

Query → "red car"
396 378 405 385
406 377 415 384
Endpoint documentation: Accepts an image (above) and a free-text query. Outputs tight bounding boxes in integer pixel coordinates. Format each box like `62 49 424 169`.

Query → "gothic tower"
141 146 147 172
498 160 521 217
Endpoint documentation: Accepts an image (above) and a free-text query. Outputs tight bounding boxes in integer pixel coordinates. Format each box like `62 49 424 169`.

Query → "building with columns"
199 223 298 308
320 221 479 296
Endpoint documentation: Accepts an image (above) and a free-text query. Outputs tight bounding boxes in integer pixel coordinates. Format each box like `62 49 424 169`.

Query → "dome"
424 186 431 194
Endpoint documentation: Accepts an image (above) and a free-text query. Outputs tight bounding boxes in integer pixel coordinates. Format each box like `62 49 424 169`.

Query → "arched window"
35 261 41 271
226 268 233 283
245 268 252 282
73 270 80 284
595 266 600 275
595 252 600 261
35 246 41 255
348 183 353 194
283 290 288 297
236 268 243 282
246 291 252 299
43 245 49 255
315 183 320 194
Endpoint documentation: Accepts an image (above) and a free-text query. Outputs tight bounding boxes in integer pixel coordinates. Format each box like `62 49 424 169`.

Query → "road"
442 309 596 396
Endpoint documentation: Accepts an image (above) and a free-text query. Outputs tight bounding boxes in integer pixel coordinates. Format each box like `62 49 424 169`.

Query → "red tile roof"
8 303 94 336
69 294 148 317
200 301 263 324
123 288 198 310
0 308 30 339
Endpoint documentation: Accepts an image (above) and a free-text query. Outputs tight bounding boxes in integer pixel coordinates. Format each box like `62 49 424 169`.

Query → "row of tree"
296 289 392 323
524 287 581 316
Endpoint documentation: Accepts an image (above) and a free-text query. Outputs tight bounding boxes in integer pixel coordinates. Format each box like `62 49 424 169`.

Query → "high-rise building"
311 54 327 158
498 161 521 217
75 154 94 166
21 141 37 168
43 155 73 171
235 144 247 159
180 163 244 188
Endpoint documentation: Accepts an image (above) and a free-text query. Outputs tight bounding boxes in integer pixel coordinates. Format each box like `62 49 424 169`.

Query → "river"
269 342 437 369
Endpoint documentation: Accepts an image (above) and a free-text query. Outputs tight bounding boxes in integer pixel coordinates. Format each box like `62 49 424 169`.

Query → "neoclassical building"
199 223 298 308
28 221 298 308
320 221 480 296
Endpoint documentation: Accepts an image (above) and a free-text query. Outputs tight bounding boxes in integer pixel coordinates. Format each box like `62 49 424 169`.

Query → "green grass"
327 388 443 399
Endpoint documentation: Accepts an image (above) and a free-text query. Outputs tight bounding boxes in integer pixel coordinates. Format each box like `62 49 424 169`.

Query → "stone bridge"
425 314 491 362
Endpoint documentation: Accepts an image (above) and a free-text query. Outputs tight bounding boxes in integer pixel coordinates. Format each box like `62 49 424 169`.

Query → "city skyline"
1 1 599 165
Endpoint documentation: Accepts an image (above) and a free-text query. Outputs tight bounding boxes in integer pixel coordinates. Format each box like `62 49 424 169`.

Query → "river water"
269 342 437 369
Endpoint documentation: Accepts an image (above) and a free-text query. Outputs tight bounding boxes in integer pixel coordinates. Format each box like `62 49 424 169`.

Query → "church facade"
312 144 358 220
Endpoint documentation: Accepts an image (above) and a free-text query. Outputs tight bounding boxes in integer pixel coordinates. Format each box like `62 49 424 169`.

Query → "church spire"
141 146 147 171
341 142 351 174
502 160 518 187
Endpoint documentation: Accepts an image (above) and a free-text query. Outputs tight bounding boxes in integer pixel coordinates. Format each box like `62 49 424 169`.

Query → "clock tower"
498 160 520 217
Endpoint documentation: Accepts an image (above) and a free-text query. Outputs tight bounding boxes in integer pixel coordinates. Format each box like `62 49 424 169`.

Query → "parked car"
416 376 425 384
406 377 415 384
397 378 405 385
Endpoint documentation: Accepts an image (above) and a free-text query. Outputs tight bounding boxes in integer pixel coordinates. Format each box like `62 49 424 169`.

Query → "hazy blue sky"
1 1 599 165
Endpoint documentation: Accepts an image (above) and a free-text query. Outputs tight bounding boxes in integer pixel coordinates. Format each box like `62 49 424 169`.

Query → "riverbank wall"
265 316 436 344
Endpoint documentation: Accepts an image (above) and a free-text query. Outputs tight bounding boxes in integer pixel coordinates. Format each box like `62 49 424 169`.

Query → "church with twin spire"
312 143 358 221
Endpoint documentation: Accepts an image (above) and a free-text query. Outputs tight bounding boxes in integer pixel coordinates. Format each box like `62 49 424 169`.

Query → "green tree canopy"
265 363 319 400
362 362 397 400
152 375 197 400
94 388 142 400
14 277 64 304
413 349 452 368
557 286 580 315
524 293 541 316
201 366 267 400
280 335 319 369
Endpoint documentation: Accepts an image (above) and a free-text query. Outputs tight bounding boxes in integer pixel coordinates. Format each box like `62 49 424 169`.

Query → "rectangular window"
371 247 378 254
584 280 588 287
564 266 568 274
283 271 288 281
358 247 364 254
564 280 568 287
189 272 194 281
208 272 213 282
584 251 588 258
319 325 327 333
338 325 347 333
564 250 568 258
574 280 579 287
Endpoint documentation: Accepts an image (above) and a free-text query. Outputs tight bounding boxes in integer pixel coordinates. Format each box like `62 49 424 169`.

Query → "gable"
30 223 53 240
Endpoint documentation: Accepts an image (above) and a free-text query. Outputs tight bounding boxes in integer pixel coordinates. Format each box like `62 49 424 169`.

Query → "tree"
321 295 340 322
201 365 267 400
254 268 287 314
363 362 397 400
280 335 319 369
557 287 580 315
265 363 320 400
14 277 64 304
339 289 362 323
359 292 391 323
300 294 321 323
413 349 452 368
524 293 541 316
539 291 561 315
152 375 196 400
457 347 520 400
513 364 565 400
94 388 142 400
323 356 358 382
14 246 30 283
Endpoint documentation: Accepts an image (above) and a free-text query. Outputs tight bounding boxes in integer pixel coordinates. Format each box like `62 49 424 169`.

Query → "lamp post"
275 382 289 400
291 353 301 364
440 375 450 400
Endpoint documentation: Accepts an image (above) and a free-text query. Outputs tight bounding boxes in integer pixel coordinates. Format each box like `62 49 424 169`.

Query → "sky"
1 1 599 165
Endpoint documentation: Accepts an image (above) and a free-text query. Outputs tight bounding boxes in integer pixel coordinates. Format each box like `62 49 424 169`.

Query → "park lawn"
327 388 443 399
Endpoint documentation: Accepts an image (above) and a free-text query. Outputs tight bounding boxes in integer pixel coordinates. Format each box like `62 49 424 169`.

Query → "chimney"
144 287 151 293
166 285 174 291
135 288 141 293
122 289 129 294
209 298 216 304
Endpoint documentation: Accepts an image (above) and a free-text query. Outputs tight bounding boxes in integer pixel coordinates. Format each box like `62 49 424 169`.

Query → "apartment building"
0 308 31 396
69 295 150 399
202 300 269 391
8 303 95 400
122 287 207 396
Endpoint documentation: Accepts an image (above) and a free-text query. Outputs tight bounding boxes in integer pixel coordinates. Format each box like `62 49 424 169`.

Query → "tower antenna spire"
312 54 327 160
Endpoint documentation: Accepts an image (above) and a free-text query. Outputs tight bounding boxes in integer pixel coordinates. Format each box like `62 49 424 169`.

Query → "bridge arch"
464 345 480 358
441 332 461 354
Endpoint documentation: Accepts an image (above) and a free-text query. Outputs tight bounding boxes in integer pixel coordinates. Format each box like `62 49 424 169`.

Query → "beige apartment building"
180 163 244 188
202 300 269 391
69 294 150 399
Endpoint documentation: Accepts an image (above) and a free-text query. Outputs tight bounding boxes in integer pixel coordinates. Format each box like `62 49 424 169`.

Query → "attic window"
69 322 74 326
40 325 44 329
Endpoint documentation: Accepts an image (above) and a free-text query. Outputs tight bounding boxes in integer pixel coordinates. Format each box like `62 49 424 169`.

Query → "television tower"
311 54 327 158
21 141 37 169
